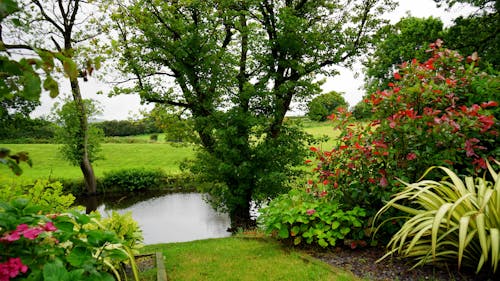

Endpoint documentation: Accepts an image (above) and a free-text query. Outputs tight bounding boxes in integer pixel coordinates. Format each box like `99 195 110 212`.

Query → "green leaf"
43 76 59 98
293 236 302 245
21 70 42 99
291 225 300 236
331 221 340 230
87 230 121 247
278 227 289 239
318 238 328 248
0 0 19 20
43 260 69 281
67 246 94 267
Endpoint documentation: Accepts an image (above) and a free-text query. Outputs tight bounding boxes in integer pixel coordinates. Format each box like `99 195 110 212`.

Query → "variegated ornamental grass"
374 161 500 274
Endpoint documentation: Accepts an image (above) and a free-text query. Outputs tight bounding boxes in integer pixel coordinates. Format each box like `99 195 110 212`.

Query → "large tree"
2 0 106 194
363 16 444 93
111 0 395 227
436 0 500 68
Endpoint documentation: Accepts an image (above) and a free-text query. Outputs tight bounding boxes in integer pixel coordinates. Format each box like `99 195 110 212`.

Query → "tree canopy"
307 91 348 122
363 16 444 92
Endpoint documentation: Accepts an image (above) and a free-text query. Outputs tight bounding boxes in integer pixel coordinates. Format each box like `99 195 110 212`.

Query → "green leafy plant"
259 188 366 248
374 161 500 274
0 180 75 213
100 211 143 250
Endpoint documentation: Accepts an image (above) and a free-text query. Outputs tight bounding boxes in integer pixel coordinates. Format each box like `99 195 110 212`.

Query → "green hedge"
57 169 196 196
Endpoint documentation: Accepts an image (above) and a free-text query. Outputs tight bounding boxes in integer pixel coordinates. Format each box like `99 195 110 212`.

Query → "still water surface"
96 193 231 244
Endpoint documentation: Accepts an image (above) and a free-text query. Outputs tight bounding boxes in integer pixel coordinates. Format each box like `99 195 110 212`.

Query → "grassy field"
0 119 338 183
142 237 358 281
0 143 195 183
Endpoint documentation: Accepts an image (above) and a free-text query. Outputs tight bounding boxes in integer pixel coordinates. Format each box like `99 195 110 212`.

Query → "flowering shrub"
308 41 499 241
0 198 141 281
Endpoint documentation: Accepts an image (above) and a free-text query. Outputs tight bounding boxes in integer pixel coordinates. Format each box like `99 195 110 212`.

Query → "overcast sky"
31 0 475 120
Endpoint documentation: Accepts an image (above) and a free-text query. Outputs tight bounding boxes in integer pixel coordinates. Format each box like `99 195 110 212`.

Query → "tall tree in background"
110 0 395 227
3 0 105 194
363 16 444 92
436 0 499 68
307 91 348 122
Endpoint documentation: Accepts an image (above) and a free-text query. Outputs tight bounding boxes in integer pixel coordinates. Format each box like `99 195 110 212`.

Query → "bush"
101 168 167 192
308 42 499 241
0 180 75 213
149 134 158 141
100 211 143 250
374 162 500 275
259 187 366 248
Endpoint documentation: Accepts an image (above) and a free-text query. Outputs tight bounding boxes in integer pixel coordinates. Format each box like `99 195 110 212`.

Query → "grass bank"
141 236 358 281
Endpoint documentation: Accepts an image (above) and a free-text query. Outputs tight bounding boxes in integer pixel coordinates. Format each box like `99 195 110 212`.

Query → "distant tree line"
0 116 162 143
94 119 161 137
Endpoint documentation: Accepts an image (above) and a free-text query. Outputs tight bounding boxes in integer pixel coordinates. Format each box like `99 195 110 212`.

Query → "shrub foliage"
309 41 499 239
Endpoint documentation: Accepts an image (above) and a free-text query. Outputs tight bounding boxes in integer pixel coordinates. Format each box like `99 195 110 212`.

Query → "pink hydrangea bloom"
0 257 28 281
22 228 43 240
43 222 57 232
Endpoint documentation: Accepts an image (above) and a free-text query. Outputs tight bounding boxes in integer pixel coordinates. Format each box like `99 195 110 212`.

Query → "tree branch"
32 0 65 35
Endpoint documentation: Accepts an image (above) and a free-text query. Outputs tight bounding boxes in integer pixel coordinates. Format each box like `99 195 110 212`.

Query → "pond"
89 193 232 244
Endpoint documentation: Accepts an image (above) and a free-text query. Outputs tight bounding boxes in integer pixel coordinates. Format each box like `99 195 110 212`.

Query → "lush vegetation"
259 42 499 278
2 0 499 279
109 0 395 229
144 237 357 281
0 179 143 281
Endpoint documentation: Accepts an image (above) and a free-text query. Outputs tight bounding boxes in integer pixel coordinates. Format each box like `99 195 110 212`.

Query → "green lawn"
0 143 195 183
142 237 358 281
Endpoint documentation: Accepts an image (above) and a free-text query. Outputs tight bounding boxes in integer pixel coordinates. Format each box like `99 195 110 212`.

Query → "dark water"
90 193 231 244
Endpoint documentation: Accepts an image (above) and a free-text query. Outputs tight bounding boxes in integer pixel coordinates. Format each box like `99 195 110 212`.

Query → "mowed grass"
302 120 341 149
143 237 358 281
0 143 195 183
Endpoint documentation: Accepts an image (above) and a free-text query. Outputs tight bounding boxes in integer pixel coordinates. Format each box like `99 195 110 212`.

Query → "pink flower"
406 153 417 161
319 190 328 197
22 227 43 240
306 209 316 215
0 258 28 280
379 176 388 187
1 231 21 243
43 222 57 232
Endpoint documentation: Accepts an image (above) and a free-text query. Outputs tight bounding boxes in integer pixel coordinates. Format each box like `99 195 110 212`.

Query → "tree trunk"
228 193 254 231
70 77 97 194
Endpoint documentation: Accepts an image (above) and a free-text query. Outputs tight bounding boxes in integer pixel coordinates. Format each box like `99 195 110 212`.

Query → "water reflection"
95 193 231 244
